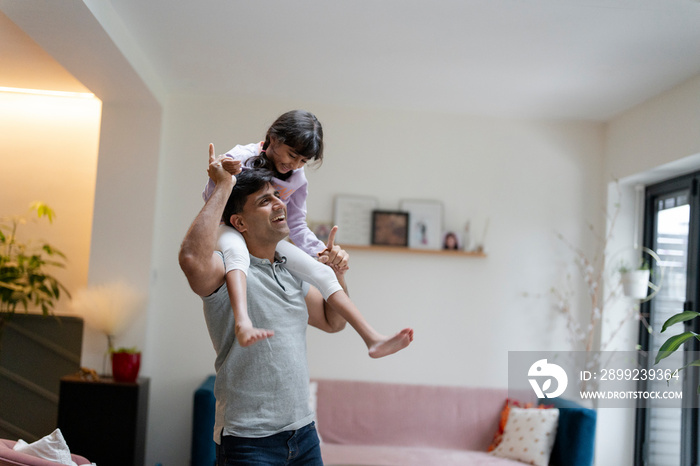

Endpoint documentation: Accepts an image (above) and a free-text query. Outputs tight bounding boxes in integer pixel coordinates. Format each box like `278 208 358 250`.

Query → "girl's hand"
222 157 242 176
318 226 350 274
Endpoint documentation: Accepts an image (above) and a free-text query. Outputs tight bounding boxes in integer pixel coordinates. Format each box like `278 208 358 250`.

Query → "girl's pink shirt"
203 142 326 256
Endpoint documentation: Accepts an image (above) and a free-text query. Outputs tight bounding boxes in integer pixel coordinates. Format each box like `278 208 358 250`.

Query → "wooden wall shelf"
343 244 486 258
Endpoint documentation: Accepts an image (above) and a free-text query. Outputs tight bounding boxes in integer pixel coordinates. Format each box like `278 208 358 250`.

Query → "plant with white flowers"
543 184 652 357
70 281 144 352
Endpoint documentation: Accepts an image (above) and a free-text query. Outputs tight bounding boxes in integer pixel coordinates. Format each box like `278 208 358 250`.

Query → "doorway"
636 171 700 466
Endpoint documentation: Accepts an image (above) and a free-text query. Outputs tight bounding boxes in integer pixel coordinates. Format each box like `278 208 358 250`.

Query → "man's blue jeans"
216 422 323 465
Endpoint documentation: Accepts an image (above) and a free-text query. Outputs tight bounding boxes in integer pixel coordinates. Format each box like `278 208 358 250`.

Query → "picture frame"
442 231 462 251
333 195 379 245
309 221 332 244
371 210 409 247
399 199 444 249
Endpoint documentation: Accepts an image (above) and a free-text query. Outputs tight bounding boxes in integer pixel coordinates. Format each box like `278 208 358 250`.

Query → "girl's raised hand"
318 226 350 273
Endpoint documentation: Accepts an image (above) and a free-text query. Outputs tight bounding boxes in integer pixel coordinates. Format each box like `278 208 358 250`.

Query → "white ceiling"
7 0 700 121
0 11 90 93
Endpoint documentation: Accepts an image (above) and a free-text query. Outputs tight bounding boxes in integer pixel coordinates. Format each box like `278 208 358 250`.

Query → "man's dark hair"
222 169 275 227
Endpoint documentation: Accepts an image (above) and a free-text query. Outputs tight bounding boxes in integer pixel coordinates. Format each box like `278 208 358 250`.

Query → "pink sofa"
315 379 530 465
315 379 595 466
190 377 596 466
0 440 91 466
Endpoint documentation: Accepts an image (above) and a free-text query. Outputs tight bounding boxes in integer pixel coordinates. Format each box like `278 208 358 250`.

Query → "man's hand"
207 143 237 187
318 226 349 274
179 143 235 297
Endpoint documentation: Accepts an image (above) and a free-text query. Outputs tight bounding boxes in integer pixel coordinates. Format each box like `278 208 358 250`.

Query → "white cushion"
12 429 77 466
490 407 559 466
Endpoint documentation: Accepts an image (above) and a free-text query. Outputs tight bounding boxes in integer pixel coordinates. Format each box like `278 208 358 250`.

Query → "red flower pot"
111 352 141 383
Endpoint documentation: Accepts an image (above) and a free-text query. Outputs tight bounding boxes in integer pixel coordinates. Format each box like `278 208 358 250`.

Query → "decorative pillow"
13 428 78 466
488 398 553 452
490 406 559 466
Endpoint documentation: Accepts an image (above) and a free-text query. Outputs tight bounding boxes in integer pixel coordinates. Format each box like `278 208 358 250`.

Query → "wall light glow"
0 86 95 99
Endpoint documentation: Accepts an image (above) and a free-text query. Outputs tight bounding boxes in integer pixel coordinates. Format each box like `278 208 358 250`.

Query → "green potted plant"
655 310 700 391
619 259 651 299
0 202 69 344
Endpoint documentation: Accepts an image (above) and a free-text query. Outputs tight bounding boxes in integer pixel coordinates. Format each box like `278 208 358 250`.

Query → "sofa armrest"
191 375 216 466
539 398 596 466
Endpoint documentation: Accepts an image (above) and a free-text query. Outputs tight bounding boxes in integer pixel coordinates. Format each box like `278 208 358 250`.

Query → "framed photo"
371 211 409 247
309 221 332 244
399 200 443 249
333 195 379 245
442 231 462 251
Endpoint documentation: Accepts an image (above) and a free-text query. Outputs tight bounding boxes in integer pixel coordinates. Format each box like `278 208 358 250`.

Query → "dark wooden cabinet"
0 315 83 441
57 376 149 466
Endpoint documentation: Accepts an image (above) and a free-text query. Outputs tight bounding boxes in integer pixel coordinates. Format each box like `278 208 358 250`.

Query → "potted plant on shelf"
110 346 142 383
618 259 651 299
0 202 69 346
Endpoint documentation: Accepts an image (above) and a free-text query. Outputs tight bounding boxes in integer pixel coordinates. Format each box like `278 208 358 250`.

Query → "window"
636 172 700 466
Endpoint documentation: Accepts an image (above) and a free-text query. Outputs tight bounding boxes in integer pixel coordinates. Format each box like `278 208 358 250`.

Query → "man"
179 146 347 465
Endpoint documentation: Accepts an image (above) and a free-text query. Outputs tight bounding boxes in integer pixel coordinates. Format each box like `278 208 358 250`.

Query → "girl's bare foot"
235 323 274 347
368 328 414 358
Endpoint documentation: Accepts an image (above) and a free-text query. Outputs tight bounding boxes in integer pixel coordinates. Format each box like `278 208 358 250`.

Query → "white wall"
304 107 606 381
606 74 700 181
142 94 606 465
76 100 163 372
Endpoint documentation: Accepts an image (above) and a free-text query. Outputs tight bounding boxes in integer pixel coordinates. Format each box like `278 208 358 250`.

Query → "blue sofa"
191 375 216 466
540 397 597 466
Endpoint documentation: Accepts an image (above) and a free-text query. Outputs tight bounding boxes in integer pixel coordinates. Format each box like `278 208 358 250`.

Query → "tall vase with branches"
544 188 652 390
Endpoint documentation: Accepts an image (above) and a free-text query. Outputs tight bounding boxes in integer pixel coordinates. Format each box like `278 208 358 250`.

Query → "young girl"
204 110 413 358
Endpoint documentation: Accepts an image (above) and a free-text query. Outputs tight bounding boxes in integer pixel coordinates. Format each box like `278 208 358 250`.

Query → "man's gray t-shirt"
202 253 313 442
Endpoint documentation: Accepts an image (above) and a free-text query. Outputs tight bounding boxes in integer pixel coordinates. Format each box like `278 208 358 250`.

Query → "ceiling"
5 0 700 121
0 11 89 93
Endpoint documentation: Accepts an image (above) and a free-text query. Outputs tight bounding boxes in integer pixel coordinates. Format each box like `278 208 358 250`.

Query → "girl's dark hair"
222 169 274 227
250 110 324 180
